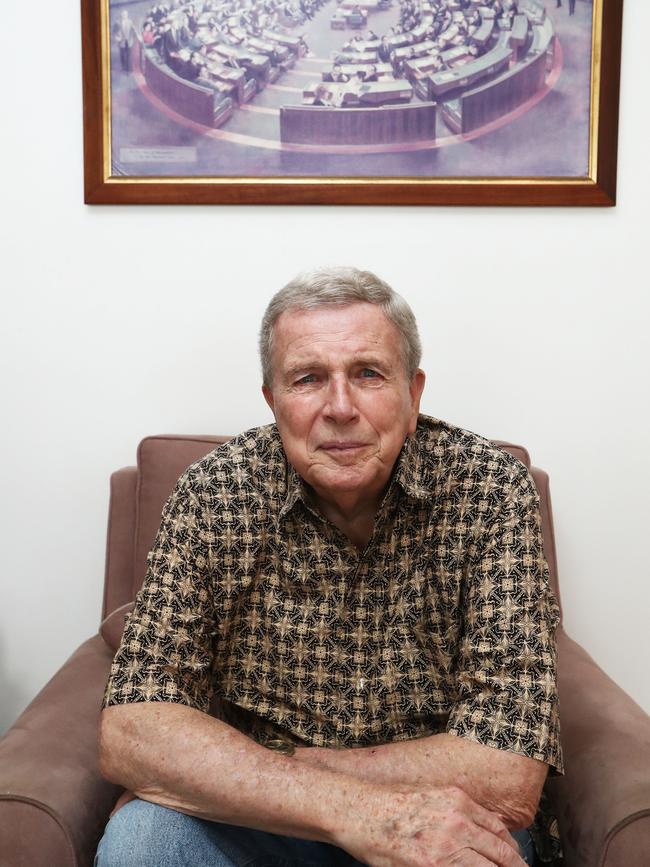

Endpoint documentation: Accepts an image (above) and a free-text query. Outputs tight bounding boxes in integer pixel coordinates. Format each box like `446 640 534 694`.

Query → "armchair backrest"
101 434 562 626
102 435 229 620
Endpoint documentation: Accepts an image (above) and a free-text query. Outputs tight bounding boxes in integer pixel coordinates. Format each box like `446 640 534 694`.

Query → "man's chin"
322 452 369 469
309 465 376 494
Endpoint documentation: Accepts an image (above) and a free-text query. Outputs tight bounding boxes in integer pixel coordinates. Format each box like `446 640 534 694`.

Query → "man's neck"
305 487 382 551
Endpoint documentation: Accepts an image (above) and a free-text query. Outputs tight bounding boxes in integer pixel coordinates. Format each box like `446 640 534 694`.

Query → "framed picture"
81 0 623 205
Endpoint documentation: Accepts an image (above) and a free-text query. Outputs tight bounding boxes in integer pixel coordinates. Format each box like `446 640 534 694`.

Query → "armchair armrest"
546 628 650 867
0 635 122 867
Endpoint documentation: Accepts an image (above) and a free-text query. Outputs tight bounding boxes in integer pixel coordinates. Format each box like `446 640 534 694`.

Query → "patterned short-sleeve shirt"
103 415 563 858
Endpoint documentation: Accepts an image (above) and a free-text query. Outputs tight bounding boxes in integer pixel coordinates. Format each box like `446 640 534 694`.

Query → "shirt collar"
279 459 308 518
392 428 437 501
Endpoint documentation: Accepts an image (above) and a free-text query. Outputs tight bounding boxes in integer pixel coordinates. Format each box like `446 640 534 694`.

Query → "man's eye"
361 368 379 378
296 374 317 385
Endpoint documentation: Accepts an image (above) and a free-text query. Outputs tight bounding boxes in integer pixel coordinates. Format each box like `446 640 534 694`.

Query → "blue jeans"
95 799 536 866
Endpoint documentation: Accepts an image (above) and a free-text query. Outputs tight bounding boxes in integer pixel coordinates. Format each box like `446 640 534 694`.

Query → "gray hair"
259 266 422 386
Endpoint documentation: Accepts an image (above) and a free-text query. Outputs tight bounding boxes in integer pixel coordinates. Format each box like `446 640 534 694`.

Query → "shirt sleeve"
102 471 216 713
446 464 563 774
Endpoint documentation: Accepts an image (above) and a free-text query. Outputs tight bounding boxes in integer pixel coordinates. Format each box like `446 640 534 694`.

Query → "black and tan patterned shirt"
103 415 563 858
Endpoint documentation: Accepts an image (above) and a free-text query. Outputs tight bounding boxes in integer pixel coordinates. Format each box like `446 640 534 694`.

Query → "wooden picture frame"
81 0 624 205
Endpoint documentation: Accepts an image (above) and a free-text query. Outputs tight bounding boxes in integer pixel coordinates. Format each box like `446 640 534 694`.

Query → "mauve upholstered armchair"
1 434 649 867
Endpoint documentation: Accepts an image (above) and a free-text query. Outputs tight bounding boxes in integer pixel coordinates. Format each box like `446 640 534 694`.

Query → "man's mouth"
320 442 367 452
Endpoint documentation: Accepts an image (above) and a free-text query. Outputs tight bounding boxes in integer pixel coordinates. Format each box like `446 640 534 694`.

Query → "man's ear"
262 384 275 414
408 369 426 434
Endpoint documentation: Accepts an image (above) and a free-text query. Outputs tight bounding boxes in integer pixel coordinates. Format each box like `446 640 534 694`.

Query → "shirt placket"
299 489 402 743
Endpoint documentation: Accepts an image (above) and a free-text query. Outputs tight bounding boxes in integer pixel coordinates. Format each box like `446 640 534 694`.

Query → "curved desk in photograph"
142 48 233 127
426 45 513 100
280 102 436 145
441 20 554 135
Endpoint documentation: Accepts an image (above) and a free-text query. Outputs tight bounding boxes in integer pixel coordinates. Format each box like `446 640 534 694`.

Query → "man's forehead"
273 304 401 365
274 303 396 340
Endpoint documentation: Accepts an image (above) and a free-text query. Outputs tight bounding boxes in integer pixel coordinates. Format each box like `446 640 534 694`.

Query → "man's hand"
339 784 526 867
293 733 547 831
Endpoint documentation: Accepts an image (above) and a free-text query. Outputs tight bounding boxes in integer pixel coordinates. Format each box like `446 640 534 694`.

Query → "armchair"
1 434 648 866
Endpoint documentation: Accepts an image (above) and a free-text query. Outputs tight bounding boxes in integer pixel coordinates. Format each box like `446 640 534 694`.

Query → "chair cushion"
132 435 231 598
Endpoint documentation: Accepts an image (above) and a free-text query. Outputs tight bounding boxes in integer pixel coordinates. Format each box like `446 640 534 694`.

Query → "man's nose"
323 378 359 423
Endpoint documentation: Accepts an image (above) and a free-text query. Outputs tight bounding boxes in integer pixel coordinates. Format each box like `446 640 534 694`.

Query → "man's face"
263 303 425 510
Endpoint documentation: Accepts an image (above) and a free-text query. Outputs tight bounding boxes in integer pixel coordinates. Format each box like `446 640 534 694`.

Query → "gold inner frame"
100 0 604 186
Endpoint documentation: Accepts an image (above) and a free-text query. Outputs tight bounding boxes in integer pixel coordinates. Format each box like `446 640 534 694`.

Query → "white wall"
1 1 648 736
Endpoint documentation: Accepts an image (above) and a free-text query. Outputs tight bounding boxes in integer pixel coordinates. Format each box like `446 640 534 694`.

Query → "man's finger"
462 826 527 867
460 799 518 853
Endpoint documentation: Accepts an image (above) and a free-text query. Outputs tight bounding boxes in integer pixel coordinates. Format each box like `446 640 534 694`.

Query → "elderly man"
97 268 562 867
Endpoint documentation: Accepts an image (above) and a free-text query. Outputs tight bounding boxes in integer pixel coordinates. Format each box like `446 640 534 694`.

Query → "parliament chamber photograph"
109 0 594 178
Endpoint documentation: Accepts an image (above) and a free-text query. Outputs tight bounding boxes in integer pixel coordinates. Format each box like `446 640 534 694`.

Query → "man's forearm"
294 732 547 830
99 703 526 867
99 702 370 845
